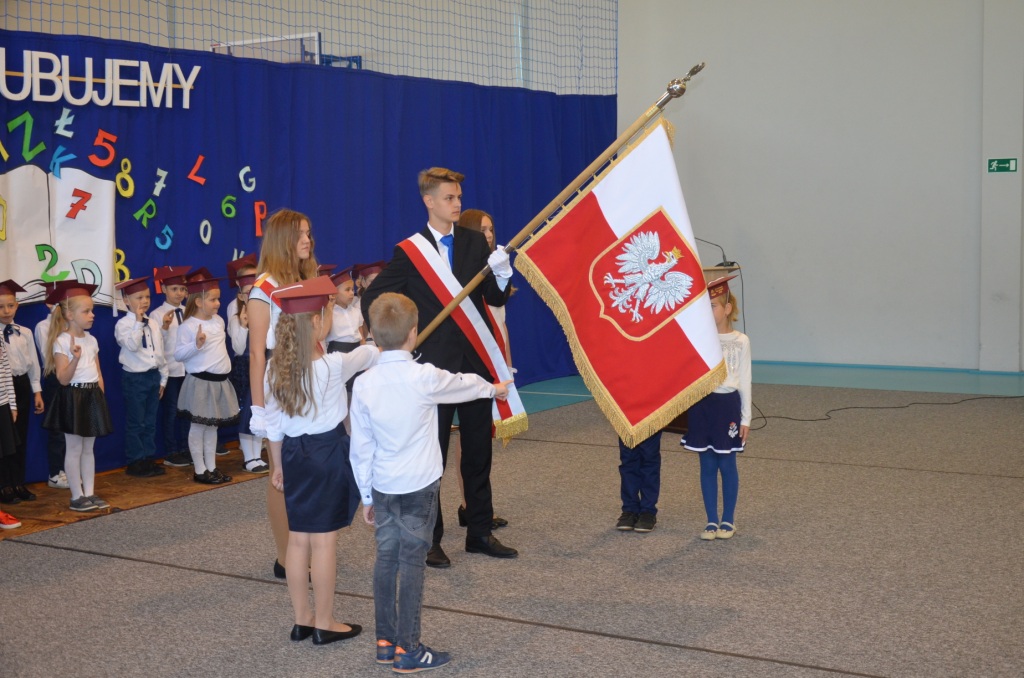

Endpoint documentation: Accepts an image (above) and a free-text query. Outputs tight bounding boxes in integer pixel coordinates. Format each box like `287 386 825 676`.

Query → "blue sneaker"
377 640 401 664
392 643 451 673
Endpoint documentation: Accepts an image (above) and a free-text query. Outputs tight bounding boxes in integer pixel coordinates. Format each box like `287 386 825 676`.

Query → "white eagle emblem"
602 230 693 323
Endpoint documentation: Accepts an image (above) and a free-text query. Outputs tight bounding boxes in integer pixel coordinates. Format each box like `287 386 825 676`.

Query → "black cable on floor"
749 394 1024 430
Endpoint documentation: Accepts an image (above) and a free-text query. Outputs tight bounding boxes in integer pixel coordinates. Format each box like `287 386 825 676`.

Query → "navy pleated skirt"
680 390 745 454
282 423 360 533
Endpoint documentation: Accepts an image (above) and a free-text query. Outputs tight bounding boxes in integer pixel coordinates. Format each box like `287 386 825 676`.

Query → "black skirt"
43 383 114 438
282 423 359 533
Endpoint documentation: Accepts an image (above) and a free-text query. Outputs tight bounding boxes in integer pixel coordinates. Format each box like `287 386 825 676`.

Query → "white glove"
249 405 268 439
488 247 513 279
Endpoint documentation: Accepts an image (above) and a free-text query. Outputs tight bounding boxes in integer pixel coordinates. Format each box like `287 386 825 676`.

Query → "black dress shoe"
210 468 232 483
426 544 451 569
193 470 218 485
311 624 362 645
290 624 314 641
145 460 166 476
465 535 518 559
13 485 36 501
457 505 509 530
126 460 160 478
273 559 287 579
0 487 21 505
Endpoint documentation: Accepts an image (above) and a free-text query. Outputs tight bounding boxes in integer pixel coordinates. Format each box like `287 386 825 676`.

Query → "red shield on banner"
589 208 706 341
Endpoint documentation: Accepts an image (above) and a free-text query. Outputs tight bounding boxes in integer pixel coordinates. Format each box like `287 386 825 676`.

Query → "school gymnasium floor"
1 367 1021 677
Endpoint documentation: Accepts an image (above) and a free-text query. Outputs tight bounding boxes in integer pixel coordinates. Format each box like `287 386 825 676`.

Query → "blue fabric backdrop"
0 30 615 479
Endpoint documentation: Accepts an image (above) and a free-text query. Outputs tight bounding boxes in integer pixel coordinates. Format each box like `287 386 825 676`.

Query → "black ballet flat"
312 624 362 645
273 559 286 579
290 624 314 642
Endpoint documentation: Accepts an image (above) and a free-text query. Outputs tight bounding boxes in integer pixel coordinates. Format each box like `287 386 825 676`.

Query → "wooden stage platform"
0 445 263 540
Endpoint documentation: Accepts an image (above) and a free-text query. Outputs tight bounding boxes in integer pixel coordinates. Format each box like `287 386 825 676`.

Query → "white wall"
619 0 1024 370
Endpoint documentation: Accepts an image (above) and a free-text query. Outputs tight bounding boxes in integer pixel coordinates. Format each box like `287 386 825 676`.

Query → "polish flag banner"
514 120 725 447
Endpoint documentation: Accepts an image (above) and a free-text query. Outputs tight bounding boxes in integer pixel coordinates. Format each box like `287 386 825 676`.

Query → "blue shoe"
392 643 451 673
377 640 402 664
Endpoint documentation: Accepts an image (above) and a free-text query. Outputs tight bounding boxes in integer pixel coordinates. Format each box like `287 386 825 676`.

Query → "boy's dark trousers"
41 372 65 477
9 373 32 484
619 432 663 515
160 375 188 456
123 369 161 464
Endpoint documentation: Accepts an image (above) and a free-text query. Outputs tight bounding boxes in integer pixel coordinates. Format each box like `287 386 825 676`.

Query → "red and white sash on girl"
398 233 528 441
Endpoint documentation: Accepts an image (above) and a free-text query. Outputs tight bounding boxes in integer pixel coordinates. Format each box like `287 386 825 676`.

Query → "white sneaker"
48 471 69 489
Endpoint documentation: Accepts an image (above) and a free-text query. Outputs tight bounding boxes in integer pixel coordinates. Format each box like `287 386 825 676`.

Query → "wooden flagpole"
415 64 706 348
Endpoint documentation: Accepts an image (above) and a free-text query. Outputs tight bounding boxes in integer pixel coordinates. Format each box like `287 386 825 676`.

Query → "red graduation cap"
153 266 192 286
317 263 337 276
184 267 223 294
354 261 385 279
0 280 26 297
707 275 737 300
330 266 355 286
226 253 259 288
116 276 151 296
44 280 98 305
274 276 337 314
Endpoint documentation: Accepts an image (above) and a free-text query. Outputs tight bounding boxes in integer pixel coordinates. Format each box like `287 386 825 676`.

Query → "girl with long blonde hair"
41 283 113 512
264 276 379 644
247 208 319 579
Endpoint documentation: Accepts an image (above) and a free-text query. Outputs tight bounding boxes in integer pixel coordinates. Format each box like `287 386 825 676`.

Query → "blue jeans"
372 479 439 650
122 369 161 464
160 375 188 455
618 432 662 515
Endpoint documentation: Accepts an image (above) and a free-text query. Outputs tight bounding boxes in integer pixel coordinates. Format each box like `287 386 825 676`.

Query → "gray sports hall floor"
1 382 1021 677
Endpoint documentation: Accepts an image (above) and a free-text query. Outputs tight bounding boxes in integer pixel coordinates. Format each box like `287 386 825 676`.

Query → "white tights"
64 434 96 500
238 432 259 463
188 423 218 474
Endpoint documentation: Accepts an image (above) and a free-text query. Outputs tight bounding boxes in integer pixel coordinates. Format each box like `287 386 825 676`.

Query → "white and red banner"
515 120 724 447
399 233 528 441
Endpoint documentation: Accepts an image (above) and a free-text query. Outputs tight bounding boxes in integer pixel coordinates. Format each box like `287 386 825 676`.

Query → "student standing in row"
0 280 44 504
42 282 113 512
114 277 168 478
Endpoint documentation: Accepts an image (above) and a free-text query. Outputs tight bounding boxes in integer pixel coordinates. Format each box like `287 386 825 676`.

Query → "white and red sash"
399 233 528 440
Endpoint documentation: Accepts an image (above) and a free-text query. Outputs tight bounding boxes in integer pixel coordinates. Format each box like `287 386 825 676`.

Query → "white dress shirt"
225 297 249 356
2 322 42 392
174 315 231 375
264 345 379 442
327 303 363 343
153 301 186 377
248 274 284 350
114 314 168 385
350 350 497 504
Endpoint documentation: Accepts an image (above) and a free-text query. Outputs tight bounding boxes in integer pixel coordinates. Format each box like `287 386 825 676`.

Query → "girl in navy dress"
264 276 379 645
681 276 751 540
41 282 114 512
174 270 239 485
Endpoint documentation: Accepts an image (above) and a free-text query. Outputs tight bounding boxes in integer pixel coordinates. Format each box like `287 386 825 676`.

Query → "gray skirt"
177 373 240 427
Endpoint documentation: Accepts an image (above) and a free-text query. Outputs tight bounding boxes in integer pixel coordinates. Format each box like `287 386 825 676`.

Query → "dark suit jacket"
361 225 510 380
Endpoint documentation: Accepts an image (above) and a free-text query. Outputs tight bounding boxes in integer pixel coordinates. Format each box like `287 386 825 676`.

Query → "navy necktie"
440 233 454 268
140 316 149 348
2 324 16 343
175 308 183 324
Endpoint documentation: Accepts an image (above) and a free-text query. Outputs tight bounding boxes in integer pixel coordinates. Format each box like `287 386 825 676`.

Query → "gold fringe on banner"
494 411 529 444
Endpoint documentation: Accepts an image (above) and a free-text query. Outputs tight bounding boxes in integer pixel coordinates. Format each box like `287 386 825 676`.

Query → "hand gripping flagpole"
415 64 706 348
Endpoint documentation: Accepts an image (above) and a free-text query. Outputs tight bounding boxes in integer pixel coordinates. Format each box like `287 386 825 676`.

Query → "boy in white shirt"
152 266 192 467
350 292 510 673
114 277 168 477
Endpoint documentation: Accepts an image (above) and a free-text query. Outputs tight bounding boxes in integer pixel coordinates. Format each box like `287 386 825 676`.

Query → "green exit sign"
987 158 1017 172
